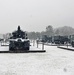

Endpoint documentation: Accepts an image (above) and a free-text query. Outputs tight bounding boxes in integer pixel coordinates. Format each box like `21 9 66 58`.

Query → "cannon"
9 26 30 52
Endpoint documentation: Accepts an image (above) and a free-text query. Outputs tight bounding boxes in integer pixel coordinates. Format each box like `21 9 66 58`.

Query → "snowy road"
0 43 74 75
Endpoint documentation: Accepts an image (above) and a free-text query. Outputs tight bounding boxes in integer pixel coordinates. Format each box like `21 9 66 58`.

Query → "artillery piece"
9 26 30 52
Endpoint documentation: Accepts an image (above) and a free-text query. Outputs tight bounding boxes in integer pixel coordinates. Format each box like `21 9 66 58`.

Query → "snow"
0 42 74 75
58 45 74 50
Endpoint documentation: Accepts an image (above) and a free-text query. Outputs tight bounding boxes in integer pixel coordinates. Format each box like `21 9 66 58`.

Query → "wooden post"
33 40 35 46
67 42 68 48
37 40 38 48
1 41 2 45
42 42 44 50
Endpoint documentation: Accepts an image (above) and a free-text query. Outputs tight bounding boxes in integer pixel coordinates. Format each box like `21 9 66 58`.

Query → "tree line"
27 25 74 40
2 25 74 40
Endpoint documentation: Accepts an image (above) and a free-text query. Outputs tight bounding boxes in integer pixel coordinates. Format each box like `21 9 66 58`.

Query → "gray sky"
0 0 74 33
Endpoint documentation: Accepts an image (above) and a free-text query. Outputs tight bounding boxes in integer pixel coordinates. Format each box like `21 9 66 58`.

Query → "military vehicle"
53 36 70 44
9 26 30 52
41 35 52 43
69 35 74 47
41 35 70 44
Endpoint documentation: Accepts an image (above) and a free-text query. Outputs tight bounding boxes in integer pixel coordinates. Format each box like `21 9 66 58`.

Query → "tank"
9 26 30 52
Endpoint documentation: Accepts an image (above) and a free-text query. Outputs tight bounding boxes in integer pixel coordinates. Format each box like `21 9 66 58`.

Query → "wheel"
9 47 14 51
27 47 29 50
25 47 29 50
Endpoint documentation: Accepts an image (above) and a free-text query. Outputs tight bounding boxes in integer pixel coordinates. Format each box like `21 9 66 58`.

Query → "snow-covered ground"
0 42 74 75
58 45 74 50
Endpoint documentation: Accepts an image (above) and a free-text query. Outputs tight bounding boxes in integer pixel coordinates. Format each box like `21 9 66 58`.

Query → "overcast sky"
0 0 74 33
